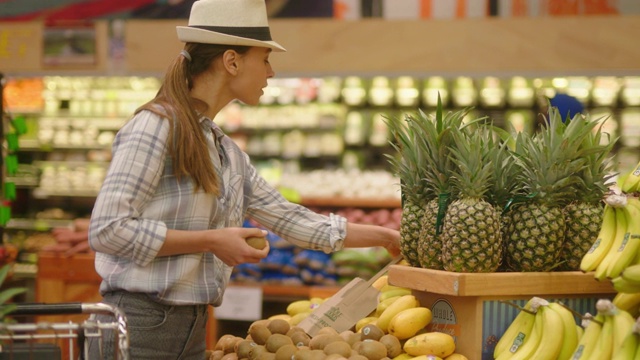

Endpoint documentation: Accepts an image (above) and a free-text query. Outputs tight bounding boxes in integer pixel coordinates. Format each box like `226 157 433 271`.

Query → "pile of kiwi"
207 319 403 360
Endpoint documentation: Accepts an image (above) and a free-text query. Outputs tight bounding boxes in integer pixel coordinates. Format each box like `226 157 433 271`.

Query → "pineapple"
504 106 602 272
411 98 474 270
386 112 431 267
560 115 617 270
441 125 504 272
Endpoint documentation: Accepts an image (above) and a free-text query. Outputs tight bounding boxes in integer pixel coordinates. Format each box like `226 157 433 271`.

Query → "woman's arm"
157 227 270 266
343 223 401 257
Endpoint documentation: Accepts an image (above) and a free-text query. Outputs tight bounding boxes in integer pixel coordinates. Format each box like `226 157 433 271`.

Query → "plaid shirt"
89 109 346 305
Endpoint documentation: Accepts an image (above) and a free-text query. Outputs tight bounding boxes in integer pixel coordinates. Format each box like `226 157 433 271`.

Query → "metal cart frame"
0 302 129 360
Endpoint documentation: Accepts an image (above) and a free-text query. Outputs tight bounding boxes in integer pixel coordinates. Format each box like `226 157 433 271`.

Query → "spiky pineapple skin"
505 203 566 272
441 198 502 272
560 202 604 271
400 200 423 267
417 199 444 270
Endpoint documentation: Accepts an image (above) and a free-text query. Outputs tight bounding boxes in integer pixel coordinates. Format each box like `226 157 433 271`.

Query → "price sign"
0 23 42 71
215 286 263 321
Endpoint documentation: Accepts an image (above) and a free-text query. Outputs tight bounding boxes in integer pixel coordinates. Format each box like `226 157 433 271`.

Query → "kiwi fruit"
248 324 272 346
323 341 352 358
378 335 401 358
246 236 267 250
235 340 256 359
360 325 384 341
290 331 311 347
247 345 267 360
348 355 369 360
286 326 306 338
345 332 362 346
265 333 294 353
268 319 291 335
309 334 343 350
221 353 238 360
358 340 387 360
275 344 298 360
209 349 224 360
316 327 339 336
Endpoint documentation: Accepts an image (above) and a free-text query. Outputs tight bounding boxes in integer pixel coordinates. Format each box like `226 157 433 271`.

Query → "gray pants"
86 291 208 360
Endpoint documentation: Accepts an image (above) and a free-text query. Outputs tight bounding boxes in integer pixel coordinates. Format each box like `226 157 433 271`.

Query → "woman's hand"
206 227 270 266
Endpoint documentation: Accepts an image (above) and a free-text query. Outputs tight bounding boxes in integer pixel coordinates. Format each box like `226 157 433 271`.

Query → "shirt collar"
199 116 226 142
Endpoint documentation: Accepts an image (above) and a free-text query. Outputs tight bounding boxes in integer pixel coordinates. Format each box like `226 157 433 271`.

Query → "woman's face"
229 47 275 106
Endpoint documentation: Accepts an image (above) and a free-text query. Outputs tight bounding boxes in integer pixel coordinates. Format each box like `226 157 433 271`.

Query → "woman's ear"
222 50 239 75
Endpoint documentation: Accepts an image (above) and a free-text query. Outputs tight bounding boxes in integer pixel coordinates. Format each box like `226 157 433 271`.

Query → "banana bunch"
494 297 579 360
612 264 640 293
614 292 640 317
570 298 636 360
620 160 640 194
580 194 640 280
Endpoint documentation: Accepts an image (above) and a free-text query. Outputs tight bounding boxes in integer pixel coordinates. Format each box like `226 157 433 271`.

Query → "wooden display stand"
388 265 616 360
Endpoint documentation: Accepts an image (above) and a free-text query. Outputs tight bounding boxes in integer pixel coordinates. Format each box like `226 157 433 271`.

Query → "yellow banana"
587 311 614 360
372 275 389 290
594 207 628 280
497 305 543 360
288 311 310 326
575 324 584 339
612 326 639 360
586 299 618 360
526 304 565 360
612 275 640 293
376 295 401 316
355 316 378 333
580 204 617 272
622 263 640 284
493 298 536 359
380 284 408 293
376 294 419 333
547 302 579 360
387 307 433 340
569 313 604 360
286 300 313 316
613 292 640 313
621 160 640 193
606 198 640 278
612 307 636 351
378 288 413 302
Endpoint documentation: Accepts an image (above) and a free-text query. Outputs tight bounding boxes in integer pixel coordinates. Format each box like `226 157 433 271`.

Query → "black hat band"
190 25 273 41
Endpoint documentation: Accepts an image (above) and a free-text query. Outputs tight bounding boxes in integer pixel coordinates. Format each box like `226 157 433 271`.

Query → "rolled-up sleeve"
88 111 169 266
244 156 347 253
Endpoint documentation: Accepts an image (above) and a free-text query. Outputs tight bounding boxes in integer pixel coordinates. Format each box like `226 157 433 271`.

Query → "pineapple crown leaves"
446 124 499 200
384 112 432 203
411 96 486 197
573 114 619 203
513 105 606 206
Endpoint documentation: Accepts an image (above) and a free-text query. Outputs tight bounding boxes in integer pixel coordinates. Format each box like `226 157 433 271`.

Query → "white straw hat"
177 0 286 52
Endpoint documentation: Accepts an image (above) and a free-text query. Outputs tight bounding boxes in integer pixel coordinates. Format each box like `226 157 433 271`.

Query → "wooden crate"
388 265 616 360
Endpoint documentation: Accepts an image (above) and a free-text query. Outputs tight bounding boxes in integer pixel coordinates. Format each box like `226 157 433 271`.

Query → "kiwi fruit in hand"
246 236 268 250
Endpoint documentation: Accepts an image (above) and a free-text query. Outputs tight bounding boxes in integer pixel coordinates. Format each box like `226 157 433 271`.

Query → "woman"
87 0 400 358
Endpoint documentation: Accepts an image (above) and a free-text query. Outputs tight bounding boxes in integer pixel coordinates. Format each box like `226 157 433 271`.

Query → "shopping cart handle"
9 302 84 315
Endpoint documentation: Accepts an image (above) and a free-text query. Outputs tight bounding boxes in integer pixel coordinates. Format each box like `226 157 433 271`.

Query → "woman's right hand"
207 227 270 266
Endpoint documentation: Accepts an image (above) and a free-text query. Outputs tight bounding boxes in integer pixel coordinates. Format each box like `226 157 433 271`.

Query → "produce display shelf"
387 265 614 296
387 265 616 360
299 197 401 209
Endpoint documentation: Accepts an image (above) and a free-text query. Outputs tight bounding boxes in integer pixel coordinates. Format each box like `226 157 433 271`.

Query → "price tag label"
215 286 263 321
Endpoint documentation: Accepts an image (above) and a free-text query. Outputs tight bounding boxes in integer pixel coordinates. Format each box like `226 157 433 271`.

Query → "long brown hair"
136 42 250 195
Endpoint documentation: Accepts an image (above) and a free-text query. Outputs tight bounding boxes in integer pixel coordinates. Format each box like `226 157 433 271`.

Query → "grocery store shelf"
32 188 99 198
7 218 73 231
387 265 615 297
229 283 340 301
300 197 401 208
